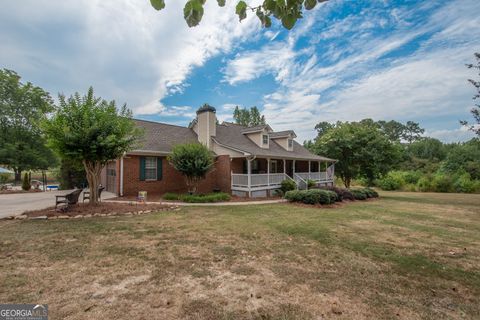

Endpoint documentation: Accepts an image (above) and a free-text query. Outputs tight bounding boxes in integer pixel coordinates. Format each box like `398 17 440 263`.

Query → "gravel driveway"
0 190 115 219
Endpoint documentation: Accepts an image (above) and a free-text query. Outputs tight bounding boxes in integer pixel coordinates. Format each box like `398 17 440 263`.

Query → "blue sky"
1 0 479 142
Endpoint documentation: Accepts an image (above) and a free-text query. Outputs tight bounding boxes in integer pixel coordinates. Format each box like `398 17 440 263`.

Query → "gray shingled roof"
130 119 334 161
131 119 198 153
270 130 296 138
240 124 272 134
214 123 334 161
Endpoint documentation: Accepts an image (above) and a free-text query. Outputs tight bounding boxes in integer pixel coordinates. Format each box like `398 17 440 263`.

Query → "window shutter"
139 156 146 181
157 157 162 180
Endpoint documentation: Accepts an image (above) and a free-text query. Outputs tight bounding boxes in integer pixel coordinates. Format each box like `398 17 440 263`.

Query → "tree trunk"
83 160 103 206
14 169 22 186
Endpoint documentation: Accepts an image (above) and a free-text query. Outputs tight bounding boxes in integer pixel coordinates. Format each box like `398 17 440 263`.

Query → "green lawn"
1 192 479 319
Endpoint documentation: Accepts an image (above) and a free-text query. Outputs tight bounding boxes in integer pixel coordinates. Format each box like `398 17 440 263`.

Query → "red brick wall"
121 155 231 197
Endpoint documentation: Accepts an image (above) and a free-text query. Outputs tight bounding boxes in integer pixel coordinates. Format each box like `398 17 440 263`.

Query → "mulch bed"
21 202 176 219
109 195 282 203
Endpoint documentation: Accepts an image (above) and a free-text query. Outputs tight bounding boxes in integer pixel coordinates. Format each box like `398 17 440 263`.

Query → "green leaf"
281 13 297 29
304 0 316 10
263 0 277 11
217 0 226 7
235 1 248 22
256 9 272 28
150 0 165 11
184 0 204 27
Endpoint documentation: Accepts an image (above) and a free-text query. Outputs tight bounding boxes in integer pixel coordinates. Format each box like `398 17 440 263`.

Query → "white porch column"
247 159 252 197
308 160 311 180
267 158 270 186
293 160 296 175
283 159 286 175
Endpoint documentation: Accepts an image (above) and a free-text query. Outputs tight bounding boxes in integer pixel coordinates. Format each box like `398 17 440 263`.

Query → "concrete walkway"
104 198 287 206
0 190 116 219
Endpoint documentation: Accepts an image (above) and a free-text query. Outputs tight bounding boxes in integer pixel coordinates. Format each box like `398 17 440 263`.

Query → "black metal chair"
55 189 82 209
83 186 105 203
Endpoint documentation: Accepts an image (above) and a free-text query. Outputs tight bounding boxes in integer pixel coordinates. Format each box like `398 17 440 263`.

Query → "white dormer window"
262 134 269 145
288 138 293 150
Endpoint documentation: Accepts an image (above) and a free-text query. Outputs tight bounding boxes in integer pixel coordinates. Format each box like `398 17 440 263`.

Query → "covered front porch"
231 157 335 197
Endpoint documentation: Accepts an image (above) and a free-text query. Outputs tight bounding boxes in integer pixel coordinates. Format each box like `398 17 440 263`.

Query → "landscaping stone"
15 215 27 220
74 215 83 219
58 215 70 219
30 215 47 220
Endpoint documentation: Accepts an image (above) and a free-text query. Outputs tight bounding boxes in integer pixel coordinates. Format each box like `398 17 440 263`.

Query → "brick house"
101 104 335 198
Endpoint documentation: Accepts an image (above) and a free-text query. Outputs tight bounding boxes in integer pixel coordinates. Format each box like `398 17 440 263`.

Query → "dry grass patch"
0 191 479 319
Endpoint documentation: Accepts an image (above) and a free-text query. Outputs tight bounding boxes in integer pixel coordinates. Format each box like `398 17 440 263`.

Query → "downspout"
120 153 125 197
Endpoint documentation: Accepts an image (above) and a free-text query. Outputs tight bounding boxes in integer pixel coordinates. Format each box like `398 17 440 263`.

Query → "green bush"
162 192 181 200
281 179 297 193
306 179 317 189
403 171 422 184
285 189 335 205
376 171 405 191
21 172 31 191
350 189 367 200
363 188 379 198
284 190 304 202
453 174 477 193
417 176 432 192
432 174 454 193
0 173 9 184
182 193 230 203
404 183 417 192
162 192 230 203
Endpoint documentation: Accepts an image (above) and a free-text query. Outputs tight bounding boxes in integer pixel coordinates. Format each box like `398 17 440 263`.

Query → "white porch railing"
295 172 331 181
232 173 291 189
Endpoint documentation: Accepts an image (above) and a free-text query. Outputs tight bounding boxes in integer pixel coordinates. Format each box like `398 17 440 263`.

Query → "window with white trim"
288 138 293 149
262 134 269 145
145 157 157 180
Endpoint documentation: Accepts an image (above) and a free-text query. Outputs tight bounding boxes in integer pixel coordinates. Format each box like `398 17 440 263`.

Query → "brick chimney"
196 103 216 149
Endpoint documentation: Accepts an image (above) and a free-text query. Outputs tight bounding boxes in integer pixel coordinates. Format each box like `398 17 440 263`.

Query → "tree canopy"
461 52 480 137
0 69 57 182
43 87 141 204
233 106 266 127
167 143 214 194
310 120 401 187
150 0 328 30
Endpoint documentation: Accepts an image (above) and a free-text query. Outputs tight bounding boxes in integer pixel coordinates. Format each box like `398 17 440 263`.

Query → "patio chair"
55 189 82 210
83 186 105 203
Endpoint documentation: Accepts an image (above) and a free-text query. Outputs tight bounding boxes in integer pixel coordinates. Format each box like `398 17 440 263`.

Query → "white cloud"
427 127 476 143
0 0 261 115
221 0 480 142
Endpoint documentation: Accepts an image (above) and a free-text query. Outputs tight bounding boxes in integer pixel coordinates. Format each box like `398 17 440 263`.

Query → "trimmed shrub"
22 172 31 191
285 189 335 205
363 188 379 198
340 189 355 201
281 179 297 193
182 193 230 203
351 189 367 200
285 190 303 202
162 192 230 203
163 192 181 200
403 171 422 184
306 179 317 189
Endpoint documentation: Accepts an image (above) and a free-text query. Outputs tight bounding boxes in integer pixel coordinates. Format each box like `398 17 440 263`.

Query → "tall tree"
0 69 57 183
43 87 141 205
460 52 480 137
402 121 425 144
377 120 406 142
233 106 266 127
150 0 328 30
314 121 334 139
312 121 401 187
